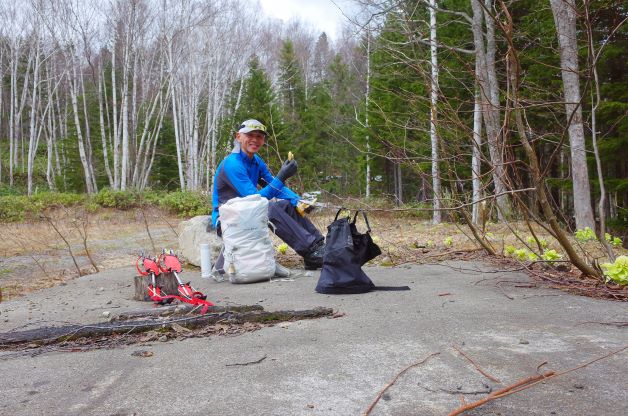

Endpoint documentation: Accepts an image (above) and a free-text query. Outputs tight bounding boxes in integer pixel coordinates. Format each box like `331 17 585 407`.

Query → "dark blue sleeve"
223 156 284 200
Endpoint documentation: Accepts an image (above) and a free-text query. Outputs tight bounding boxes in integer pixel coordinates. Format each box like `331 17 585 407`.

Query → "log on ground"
0 307 334 347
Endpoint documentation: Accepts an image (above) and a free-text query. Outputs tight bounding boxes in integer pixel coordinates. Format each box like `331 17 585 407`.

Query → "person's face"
236 131 266 157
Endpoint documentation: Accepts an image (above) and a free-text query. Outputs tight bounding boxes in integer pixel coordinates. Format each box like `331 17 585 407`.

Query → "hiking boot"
303 240 325 270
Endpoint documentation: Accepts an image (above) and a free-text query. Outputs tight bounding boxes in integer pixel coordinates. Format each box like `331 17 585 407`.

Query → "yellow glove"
296 201 308 217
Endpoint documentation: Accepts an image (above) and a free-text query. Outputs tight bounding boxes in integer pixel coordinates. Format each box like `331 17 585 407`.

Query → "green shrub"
159 191 210 217
0 195 29 222
93 188 138 209
140 189 166 205
30 192 84 207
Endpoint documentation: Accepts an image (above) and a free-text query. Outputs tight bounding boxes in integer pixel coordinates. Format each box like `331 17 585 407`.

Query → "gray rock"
177 215 222 266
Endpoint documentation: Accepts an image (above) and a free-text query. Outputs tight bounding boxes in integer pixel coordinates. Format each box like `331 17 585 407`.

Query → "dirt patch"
0 207 179 300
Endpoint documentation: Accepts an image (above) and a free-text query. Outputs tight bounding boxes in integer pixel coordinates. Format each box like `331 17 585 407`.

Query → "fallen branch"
452 345 501 383
363 352 440 416
447 344 628 415
114 304 264 320
0 307 333 347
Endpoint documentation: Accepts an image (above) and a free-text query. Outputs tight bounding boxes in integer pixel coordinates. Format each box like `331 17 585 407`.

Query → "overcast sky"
257 0 355 41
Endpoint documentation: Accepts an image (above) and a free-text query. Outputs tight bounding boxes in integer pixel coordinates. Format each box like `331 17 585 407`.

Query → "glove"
296 200 316 217
276 159 298 182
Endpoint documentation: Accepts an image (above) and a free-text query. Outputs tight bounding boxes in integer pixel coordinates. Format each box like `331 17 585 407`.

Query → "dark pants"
268 199 324 255
214 199 323 271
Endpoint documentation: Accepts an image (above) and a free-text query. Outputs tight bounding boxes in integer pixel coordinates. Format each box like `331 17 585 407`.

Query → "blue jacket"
211 148 300 228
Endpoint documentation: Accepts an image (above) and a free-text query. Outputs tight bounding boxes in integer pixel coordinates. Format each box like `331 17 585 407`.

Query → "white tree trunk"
27 41 41 196
45 69 56 190
550 0 595 230
98 68 114 186
471 86 483 224
111 37 120 190
365 26 371 199
429 0 441 224
471 0 510 220
171 81 185 190
68 56 95 194
79 64 97 193
120 28 131 191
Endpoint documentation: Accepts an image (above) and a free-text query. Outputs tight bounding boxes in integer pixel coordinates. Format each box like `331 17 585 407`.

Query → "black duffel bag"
315 209 382 294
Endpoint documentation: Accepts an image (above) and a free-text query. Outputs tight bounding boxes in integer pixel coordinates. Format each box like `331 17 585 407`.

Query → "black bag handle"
351 210 372 233
334 208 350 221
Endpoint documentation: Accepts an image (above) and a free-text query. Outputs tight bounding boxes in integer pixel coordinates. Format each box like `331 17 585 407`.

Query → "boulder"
177 216 222 267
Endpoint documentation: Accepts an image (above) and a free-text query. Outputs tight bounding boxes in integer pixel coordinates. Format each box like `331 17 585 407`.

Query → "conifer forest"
0 0 626 278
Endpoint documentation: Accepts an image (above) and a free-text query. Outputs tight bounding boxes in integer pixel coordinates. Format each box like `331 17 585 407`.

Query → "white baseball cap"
238 119 268 136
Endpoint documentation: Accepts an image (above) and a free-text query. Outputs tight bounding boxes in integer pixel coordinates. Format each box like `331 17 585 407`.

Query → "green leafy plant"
601 256 628 285
604 233 623 247
514 248 528 261
276 243 288 254
505 245 516 255
575 227 597 243
527 252 539 261
526 236 548 248
541 249 563 263
443 236 453 247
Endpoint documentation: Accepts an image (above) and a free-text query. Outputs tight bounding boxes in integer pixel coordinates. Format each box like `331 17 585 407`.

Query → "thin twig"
363 352 440 416
576 321 628 328
452 345 501 383
447 345 628 415
448 372 554 416
42 214 82 276
225 355 267 367
495 282 515 300
139 207 156 253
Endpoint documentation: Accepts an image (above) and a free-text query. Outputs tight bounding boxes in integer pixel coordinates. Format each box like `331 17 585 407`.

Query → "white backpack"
218 194 276 283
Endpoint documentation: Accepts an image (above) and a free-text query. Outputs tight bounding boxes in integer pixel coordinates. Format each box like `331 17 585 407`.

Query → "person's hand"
296 201 315 217
276 159 298 182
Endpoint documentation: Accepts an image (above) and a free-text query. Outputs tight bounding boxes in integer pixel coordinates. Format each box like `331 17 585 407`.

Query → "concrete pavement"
0 261 627 415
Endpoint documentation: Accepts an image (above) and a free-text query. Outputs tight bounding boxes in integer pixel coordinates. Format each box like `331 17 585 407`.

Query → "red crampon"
158 249 214 313
135 253 176 305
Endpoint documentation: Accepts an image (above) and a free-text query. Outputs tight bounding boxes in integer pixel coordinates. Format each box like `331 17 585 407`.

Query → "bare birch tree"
429 0 441 224
549 0 595 230
471 0 510 220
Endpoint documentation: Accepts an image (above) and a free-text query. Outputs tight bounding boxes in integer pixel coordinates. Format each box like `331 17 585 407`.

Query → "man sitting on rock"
211 119 325 270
